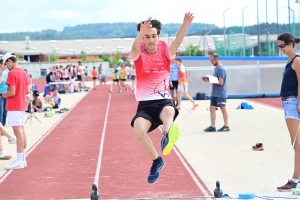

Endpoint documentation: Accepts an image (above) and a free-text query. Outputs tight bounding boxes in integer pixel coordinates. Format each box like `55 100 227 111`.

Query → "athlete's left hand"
183 12 194 26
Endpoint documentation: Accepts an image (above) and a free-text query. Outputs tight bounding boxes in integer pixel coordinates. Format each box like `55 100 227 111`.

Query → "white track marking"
94 85 112 184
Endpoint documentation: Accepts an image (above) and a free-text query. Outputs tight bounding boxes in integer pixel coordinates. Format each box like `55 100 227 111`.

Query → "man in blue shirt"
202 54 229 132
169 58 179 106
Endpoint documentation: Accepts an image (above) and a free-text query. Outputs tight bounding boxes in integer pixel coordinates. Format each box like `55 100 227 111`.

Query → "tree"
113 50 122 61
100 55 110 62
46 50 59 62
79 50 88 61
184 44 204 56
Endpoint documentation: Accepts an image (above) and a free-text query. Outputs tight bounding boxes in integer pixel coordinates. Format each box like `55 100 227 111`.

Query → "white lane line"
94 85 112 184
0 92 89 184
158 127 211 199
173 146 211 199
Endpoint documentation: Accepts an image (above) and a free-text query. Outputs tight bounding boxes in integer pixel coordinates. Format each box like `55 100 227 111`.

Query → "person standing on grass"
1 52 29 170
92 66 98 89
202 54 229 132
130 12 194 184
276 32 300 191
175 57 198 111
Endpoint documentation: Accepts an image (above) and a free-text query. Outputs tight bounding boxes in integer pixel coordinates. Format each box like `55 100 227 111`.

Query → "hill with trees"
0 22 297 41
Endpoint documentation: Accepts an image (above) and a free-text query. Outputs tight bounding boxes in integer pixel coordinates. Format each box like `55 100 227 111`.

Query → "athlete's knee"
161 106 175 117
133 118 150 139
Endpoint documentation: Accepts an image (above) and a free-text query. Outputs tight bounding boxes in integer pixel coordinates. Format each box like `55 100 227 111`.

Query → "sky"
1 0 299 33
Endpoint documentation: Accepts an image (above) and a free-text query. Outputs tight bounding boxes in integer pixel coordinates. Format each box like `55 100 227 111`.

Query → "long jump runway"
0 85 211 200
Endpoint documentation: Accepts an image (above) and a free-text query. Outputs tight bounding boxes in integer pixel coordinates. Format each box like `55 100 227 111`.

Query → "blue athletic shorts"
282 97 300 120
210 96 226 107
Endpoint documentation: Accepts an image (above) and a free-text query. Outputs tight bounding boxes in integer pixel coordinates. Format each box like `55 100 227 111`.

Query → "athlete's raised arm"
130 20 152 59
170 12 194 56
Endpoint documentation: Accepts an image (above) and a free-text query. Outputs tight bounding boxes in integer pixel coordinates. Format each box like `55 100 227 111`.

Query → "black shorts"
60 78 64 81
131 75 136 80
131 99 179 133
113 79 119 82
64 78 69 81
210 96 227 107
170 81 178 90
93 77 97 80
77 75 82 81
121 79 126 81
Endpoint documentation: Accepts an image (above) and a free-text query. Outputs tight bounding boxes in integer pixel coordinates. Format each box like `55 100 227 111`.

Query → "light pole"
288 6 295 36
223 7 230 56
288 0 291 32
242 5 249 56
276 0 278 36
203 30 211 56
257 0 261 56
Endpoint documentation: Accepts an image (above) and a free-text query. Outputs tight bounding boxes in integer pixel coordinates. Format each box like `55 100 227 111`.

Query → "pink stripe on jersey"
134 40 172 101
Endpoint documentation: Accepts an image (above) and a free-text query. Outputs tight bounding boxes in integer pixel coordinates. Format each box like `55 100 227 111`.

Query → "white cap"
2 52 15 64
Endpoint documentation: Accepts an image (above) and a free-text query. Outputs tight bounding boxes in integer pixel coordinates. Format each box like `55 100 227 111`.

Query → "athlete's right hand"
140 20 152 35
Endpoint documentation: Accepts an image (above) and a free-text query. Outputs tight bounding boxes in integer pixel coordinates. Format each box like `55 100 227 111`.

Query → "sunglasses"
278 44 287 48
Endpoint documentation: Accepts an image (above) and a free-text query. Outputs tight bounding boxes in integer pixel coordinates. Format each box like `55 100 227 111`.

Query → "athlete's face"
144 28 159 53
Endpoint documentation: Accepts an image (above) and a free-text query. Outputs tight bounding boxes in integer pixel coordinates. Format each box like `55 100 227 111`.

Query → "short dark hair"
137 17 162 35
211 54 219 60
278 32 300 47
175 57 182 62
51 87 57 92
0 59 3 65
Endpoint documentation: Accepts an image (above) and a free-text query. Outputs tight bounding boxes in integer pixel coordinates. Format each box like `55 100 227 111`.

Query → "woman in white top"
64 65 70 81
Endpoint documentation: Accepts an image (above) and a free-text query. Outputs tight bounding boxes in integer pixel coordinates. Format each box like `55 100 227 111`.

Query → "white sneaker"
8 136 16 144
5 160 24 170
23 160 27 168
0 152 12 160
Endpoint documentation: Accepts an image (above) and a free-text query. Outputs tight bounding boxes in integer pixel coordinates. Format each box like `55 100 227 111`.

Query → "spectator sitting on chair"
44 87 61 109
32 90 43 112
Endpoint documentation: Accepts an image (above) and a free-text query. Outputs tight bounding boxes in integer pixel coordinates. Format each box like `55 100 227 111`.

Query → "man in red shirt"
130 12 194 184
1 52 29 170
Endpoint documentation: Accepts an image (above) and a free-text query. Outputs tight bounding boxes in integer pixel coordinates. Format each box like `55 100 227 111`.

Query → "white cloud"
44 9 82 20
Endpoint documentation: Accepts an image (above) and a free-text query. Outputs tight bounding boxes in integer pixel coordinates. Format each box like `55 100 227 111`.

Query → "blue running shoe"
203 126 216 132
148 157 165 184
161 124 180 156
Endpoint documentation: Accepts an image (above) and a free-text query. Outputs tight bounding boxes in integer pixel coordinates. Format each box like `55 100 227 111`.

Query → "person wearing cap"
1 52 30 170
32 90 43 112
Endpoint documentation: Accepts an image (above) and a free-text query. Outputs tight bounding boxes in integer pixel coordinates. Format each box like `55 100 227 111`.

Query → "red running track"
248 98 282 109
0 85 212 200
